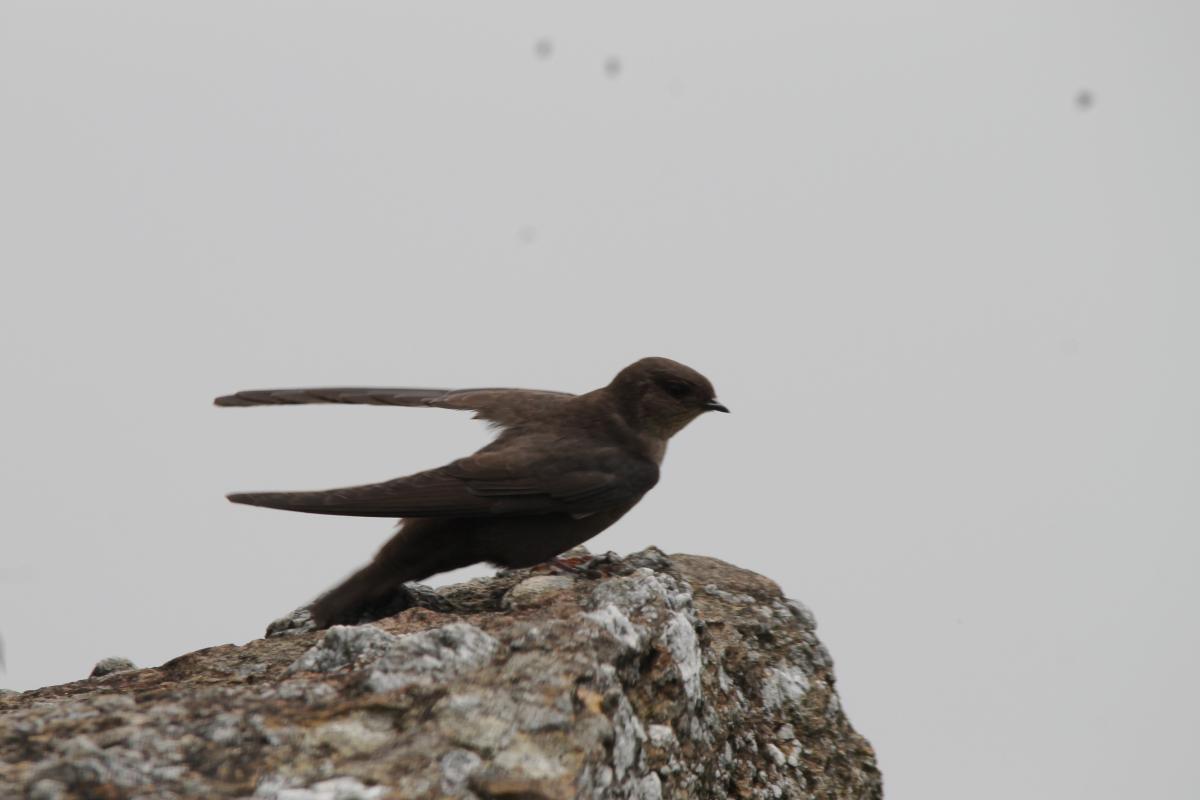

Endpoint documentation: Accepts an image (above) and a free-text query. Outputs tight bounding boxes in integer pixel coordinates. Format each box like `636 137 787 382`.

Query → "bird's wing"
226 443 658 519
213 386 574 426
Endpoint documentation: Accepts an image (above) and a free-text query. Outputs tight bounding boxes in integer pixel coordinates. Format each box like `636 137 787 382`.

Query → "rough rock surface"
89 658 137 679
0 548 881 799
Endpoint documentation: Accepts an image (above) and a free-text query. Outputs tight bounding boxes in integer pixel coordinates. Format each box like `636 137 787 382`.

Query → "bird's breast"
644 438 668 465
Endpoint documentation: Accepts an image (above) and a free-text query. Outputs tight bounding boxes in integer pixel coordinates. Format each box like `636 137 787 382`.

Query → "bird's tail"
309 518 476 627
310 558 413 628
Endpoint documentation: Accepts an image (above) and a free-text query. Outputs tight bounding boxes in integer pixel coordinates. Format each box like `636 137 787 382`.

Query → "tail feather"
308 518 480 628
311 560 412 628
228 491 336 513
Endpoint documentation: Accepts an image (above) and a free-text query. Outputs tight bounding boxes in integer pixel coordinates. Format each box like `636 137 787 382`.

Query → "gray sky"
2 2 1197 798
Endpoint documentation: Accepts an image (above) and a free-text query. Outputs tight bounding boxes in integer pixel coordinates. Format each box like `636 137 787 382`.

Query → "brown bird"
217 357 728 627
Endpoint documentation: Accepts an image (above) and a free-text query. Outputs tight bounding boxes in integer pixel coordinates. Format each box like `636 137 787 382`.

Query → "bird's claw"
544 555 592 576
537 552 622 579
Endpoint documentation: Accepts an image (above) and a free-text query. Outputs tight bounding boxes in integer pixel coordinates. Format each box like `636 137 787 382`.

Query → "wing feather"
227 449 657 519
214 386 574 426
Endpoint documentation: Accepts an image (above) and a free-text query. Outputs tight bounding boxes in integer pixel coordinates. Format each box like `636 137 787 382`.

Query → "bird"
216 357 728 627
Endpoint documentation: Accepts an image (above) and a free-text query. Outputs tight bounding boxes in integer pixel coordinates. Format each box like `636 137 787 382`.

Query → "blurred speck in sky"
604 56 623 78
1075 89 1095 110
534 38 553 60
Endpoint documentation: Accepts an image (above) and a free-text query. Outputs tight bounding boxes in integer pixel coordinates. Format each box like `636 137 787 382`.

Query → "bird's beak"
704 399 730 413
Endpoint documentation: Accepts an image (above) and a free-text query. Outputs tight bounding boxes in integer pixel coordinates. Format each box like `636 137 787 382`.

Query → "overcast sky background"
2 2 1197 798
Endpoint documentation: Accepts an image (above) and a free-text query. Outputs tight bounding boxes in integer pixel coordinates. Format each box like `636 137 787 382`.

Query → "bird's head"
609 357 729 437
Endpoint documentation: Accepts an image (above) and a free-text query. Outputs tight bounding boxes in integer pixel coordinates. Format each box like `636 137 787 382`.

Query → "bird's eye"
663 381 690 399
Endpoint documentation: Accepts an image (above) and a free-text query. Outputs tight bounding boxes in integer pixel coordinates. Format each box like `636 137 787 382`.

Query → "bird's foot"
541 555 591 576
539 551 622 579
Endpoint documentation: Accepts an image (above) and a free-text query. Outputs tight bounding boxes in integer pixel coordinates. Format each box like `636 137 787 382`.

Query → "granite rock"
89 657 136 678
0 548 881 799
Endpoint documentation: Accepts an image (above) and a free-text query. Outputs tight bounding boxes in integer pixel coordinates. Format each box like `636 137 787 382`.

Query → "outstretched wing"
226 440 658 519
214 386 574 426
215 387 461 407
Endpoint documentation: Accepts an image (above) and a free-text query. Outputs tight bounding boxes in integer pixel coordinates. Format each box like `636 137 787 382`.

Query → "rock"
358 622 499 694
28 778 69 800
0 548 881 799
265 606 317 638
503 574 576 609
254 775 390 799
287 625 400 674
88 657 136 678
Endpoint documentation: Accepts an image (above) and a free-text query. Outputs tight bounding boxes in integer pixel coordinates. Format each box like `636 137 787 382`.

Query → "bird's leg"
545 554 593 576
538 551 623 579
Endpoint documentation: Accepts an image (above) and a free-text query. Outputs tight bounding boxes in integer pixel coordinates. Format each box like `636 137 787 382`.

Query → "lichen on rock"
0 548 881 799
287 625 399 675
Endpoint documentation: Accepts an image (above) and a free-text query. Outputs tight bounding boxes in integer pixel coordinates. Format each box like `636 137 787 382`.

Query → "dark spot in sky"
518 226 538 245
1075 90 1094 111
604 56 622 79
534 38 553 60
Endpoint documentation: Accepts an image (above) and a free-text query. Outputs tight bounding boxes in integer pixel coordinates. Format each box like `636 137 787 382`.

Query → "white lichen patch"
494 737 567 780
646 724 677 749
276 679 337 706
303 714 394 758
660 612 703 702
630 772 664 800
702 584 757 605
287 625 399 675
583 604 645 652
254 775 390 799
439 748 482 794
762 666 811 711
363 622 498 693
610 693 647 781
588 570 693 621
203 712 244 745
